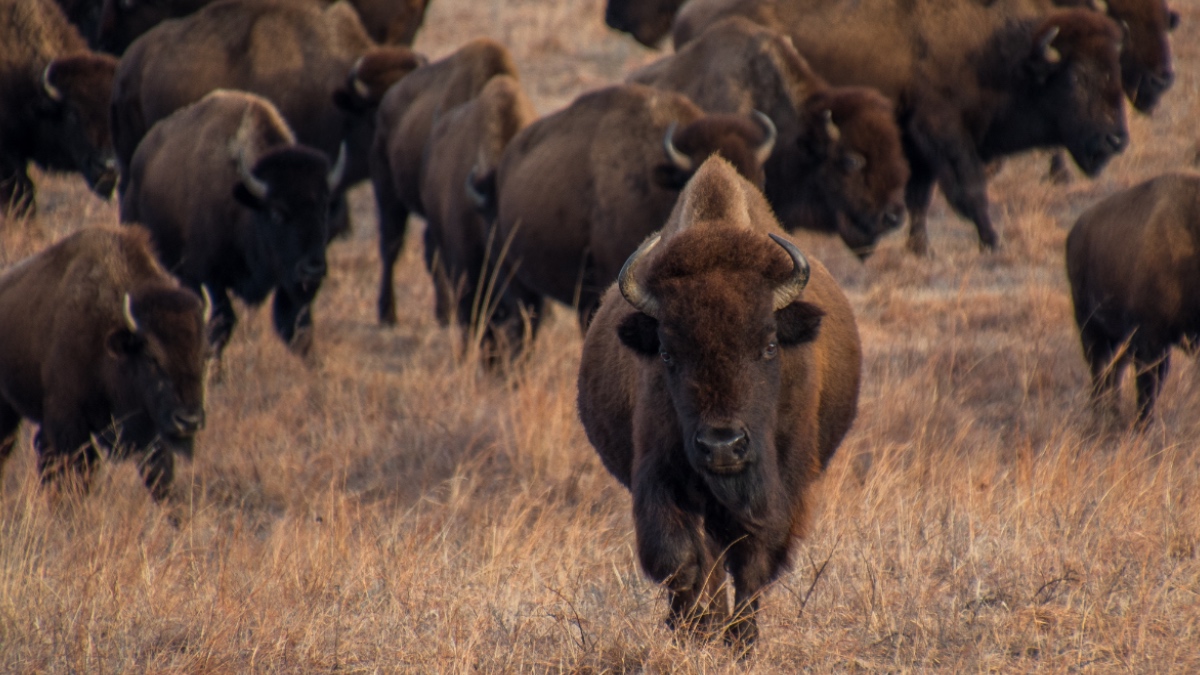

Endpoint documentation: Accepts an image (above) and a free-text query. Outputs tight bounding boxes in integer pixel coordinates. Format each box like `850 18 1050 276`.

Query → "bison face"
616 230 823 511
1028 14 1129 176
605 0 687 47
1107 0 1177 112
103 289 208 459
31 55 119 198
655 113 775 192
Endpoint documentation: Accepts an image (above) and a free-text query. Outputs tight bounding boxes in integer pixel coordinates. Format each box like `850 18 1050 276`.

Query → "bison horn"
769 233 811 310
237 148 269 200
200 285 213 326
662 123 693 172
41 64 62 102
1040 26 1062 64
327 142 347 191
823 109 840 144
351 57 371 100
465 166 489 209
618 234 662 318
122 293 140 333
1090 0 1109 14
752 110 777 164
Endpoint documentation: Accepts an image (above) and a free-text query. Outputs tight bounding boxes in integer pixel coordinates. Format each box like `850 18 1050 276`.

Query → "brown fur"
604 0 687 47
0 226 207 499
370 37 520 325
673 0 1128 255
577 157 861 647
631 17 909 256
1066 172 1200 424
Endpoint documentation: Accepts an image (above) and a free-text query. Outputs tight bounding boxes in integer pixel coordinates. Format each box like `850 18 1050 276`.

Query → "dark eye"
660 350 673 365
763 341 778 360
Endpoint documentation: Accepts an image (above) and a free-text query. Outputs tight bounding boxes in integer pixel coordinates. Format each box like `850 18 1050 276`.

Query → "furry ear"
617 312 660 356
776 301 824 346
106 328 145 358
652 164 690 191
233 183 265 210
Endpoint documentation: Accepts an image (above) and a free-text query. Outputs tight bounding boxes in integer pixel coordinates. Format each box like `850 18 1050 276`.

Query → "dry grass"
3 0 1200 671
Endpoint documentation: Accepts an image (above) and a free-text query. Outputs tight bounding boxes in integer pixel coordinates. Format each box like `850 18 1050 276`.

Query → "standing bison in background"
578 157 861 648
630 17 909 256
674 0 1130 255
0 227 208 500
120 90 343 361
0 0 118 218
1067 172 1200 424
491 83 776 336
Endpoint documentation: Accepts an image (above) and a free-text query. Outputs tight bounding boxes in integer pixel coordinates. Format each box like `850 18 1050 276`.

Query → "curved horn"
751 110 777 164
1040 25 1062 64
662 123 692 172
768 233 811 310
122 293 139 333
618 234 662 318
237 148 269 200
326 142 347 191
464 166 489 209
200 285 213 326
41 64 62 102
823 109 840 144
351 57 371 99
1090 0 1108 14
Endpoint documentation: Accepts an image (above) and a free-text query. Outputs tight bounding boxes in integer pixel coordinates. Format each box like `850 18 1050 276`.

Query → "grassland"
2 0 1200 671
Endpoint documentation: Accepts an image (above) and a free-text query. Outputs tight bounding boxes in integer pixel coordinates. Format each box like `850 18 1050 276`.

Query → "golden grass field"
3 0 1200 671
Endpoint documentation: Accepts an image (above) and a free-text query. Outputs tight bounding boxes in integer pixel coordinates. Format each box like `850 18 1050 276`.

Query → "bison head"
103 287 208 461
1026 11 1129 176
96 0 196 55
605 0 688 47
616 217 824 512
1099 0 1178 112
32 55 119 198
656 112 775 191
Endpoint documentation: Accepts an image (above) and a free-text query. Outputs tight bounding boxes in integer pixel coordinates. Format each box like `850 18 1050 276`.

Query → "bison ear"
776 301 824 347
652 164 690 191
617 312 661 357
233 183 265 210
106 328 145 358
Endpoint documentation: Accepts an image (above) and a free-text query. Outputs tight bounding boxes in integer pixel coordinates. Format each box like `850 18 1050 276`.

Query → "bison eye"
763 341 778 360
659 350 673 366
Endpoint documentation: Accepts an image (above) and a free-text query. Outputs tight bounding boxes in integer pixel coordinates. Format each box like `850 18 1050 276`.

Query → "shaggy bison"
120 90 343 361
578 156 861 648
1 0 118 217
0 227 208 499
1066 172 1200 423
604 0 686 47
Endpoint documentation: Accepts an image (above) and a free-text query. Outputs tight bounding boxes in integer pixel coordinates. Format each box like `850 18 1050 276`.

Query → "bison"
630 17 909 256
1066 171 1200 424
418 74 537 360
1 0 118 217
577 156 861 648
673 0 1130 254
371 37 521 325
120 90 344 361
0 227 208 499
604 0 687 47
492 83 777 335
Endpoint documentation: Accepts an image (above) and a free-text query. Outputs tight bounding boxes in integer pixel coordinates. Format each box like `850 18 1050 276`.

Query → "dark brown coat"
673 0 1129 254
0 227 207 499
631 17 909 256
1066 172 1200 423
604 0 687 47
492 83 776 337
120 90 342 360
0 0 117 217
577 156 861 647
370 38 519 325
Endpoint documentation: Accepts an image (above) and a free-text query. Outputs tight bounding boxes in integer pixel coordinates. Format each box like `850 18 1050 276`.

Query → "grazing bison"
110 0 422 212
371 37 520 325
418 74 537 359
1 0 117 217
630 17 909 256
1066 172 1200 424
0 227 208 499
578 156 861 648
673 0 1129 254
604 0 687 47
492 83 776 333
120 90 343 360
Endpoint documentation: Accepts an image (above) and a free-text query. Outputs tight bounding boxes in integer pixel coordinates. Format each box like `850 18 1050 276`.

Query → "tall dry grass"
2 0 1200 671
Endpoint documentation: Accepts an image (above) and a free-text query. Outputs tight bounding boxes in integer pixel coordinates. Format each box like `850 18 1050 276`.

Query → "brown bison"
0 227 208 499
604 0 687 47
673 0 1129 254
491 83 776 336
1 0 118 217
371 38 520 325
1066 172 1200 424
110 0 422 215
630 17 909 256
120 90 344 360
578 156 861 648
418 74 537 359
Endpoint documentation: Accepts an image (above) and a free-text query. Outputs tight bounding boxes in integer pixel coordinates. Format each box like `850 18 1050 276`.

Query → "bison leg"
205 286 238 368
37 420 99 496
903 157 936 256
0 402 19 483
725 529 791 651
422 217 456 328
1082 329 1124 413
1046 152 1073 186
272 285 318 357
908 118 997 251
0 165 36 218
137 443 175 501
1134 352 1170 426
374 170 410 326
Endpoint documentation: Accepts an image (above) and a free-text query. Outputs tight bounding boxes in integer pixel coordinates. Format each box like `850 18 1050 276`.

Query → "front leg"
909 114 996 250
37 416 99 496
725 528 792 652
272 284 319 358
137 442 175 501
1 163 35 218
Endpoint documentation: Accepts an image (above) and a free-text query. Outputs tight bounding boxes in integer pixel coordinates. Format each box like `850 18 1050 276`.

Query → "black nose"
695 426 749 466
882 204 905 229
297 258 327 282
1105 131 1128 153
1146 69 1174 92
170 407 205 436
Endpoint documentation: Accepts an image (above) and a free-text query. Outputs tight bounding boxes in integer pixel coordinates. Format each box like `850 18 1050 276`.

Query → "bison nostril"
882 205 905 228
1149 71 1174 90
298 259 326 280
695 426 748 459
171 408 204 434
1107 133 1127 152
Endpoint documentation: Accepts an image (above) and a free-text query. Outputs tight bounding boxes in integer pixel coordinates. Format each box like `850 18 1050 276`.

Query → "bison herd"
0 0 1191 652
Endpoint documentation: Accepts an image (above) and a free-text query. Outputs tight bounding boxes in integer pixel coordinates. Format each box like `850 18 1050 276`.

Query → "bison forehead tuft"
645 227 797 295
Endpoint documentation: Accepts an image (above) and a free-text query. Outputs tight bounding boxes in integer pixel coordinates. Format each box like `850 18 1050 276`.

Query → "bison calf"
0 227 208 499
578 157 861 648
120 90 343 361
1067 172 1200 424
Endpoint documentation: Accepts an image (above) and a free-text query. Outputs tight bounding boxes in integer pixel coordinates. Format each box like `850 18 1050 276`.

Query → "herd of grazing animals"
0 0 1190 652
